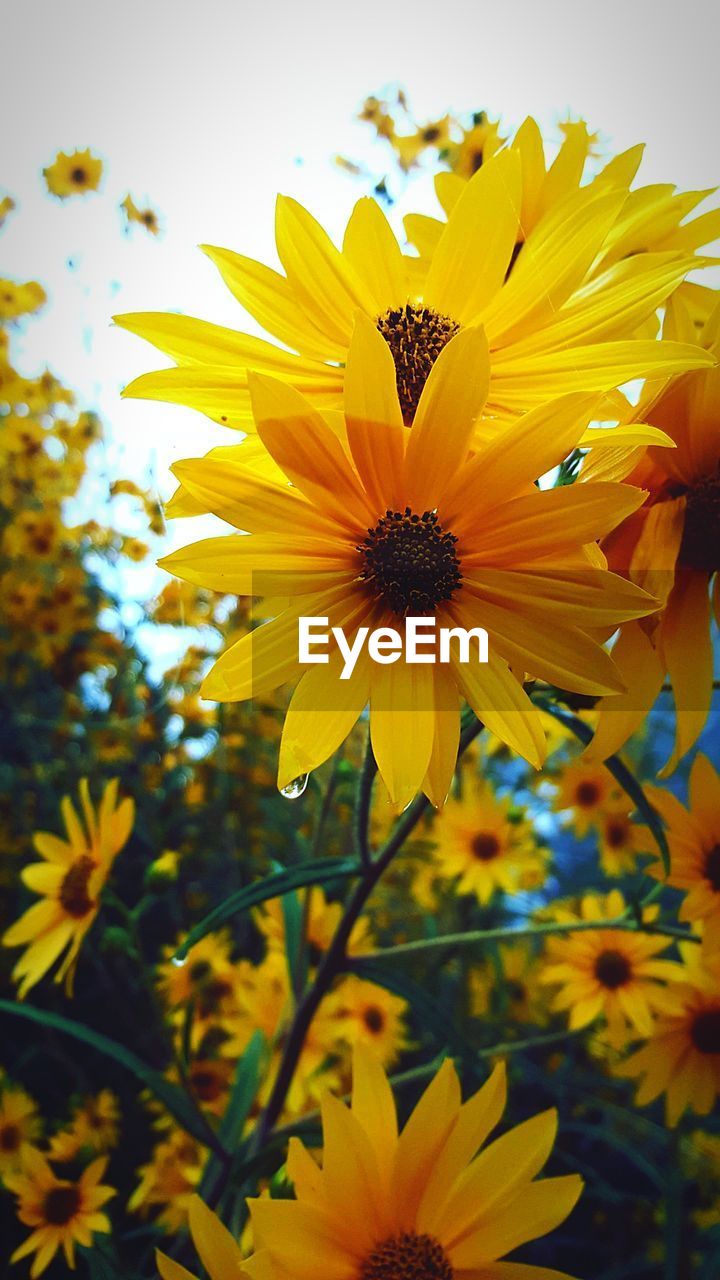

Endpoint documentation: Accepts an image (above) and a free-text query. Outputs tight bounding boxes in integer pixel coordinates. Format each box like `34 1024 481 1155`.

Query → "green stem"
358 915 701 964
248 714 485 1151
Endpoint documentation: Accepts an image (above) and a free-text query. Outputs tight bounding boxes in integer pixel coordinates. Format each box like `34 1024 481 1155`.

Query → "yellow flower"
6 1151 115 1277
432 783 545 904
412 117 720 284
159 319 659 808
47 1092 120 1162
597 808 643 878
551 760 623 837
447 112 505 179
156 931 243 1046
2 779 134 997
248 1049 582 1279
121 194 161 235
0 279 46 322
540 890 681 1048
0 1084 41 1177
587 295 720 771
255 887 373 960
327 975 409 1066
0 194 16 229
117 147 710 434
43 149 103 199
156 1195 245 1280
643 755 720 954
470 940 551 1026
130 1129 203 1232
616 950 720 1125
158 1050 582 1280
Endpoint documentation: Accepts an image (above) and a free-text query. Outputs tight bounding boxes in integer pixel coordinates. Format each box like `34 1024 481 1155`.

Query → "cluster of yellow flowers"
2 99 720 1280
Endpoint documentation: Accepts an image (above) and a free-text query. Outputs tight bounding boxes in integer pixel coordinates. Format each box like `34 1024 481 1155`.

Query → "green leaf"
536 700 671 874
219 1030 265 1152
198 1031 265 1205
0 999 221 1151
173 857 361 961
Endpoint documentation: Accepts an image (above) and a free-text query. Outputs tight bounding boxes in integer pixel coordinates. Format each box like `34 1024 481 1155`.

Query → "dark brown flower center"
376 304 460 425
605 819 629 849
360 1232 454 1280
471 832 500 861
71 167 87 184
44 1185 82 1226
422 127 441 144
704 844 720 892
59 855 96 918
594 948 632 990
189 959 213 984
0 1124 20 1152
190 1067 225 1102
196 977 233 1017
363 1005 385 1034
678 472 720 572
691 1009 720 1054
358 508 461 616
575 781 601 808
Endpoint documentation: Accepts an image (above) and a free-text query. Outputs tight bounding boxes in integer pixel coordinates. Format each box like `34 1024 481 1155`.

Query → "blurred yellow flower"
616 950 720 1125
43 149 103 198
121 193 161 235
540 890 681 1048
643 755 720 953
432 783 545 904
0 1084 41 1177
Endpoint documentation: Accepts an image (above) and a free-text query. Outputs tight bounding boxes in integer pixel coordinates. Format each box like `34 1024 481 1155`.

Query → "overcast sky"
2 0 720 572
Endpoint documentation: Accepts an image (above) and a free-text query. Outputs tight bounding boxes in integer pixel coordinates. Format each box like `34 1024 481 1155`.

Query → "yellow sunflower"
0 1084 41 1177
540 890 681 1048
121 193 161 236
255 888 373 961
47 1091 120 1163
327 975 409 1066
432 782 545 904
158 1049 582 1280
643 754 720 953
616 949 720 1125
597 808 643 878
158 318 660 808
550 760 624 837
586 294 720 771
43 149 103 199
117 146 711 436
410 117 720 288
446 112 505 179
129 1129 204 1233
6 1151 115 1277
2 779 134 997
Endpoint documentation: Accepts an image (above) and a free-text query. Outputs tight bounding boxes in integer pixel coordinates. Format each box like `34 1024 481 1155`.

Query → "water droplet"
171 953 188 967
281 773 309 799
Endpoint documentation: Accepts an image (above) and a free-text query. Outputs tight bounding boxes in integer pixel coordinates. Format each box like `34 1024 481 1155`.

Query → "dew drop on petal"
281 774 309 799
171 953 188 967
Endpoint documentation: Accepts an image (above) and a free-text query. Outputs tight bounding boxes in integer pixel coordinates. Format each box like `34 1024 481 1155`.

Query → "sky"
2 0 720 598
